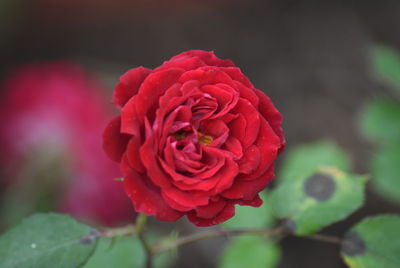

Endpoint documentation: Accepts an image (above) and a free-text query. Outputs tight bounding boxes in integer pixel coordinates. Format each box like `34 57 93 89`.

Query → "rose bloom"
103 50 285 226
0 62 134 226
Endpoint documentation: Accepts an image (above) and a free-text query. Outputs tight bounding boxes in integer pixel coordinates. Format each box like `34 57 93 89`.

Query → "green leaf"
279 141 351 182
371 144 400 203
221 191 276 229
360 99 400 144
83 236 145 268
341 215 400 268
372 45 400 91
84 234 173 268
218 236 280 268
0 213 98 268
270 167 367 236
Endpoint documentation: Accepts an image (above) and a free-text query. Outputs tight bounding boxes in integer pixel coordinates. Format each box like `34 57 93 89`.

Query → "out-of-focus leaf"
0 154 69 228
218 236 280 268
279 141 350 182
371 144 400 203
221 191 276 229
360 99 400 144
0 213 98 268
341 215 400 268
271 167 367 236
372 45 400 91
84 233 173 268
83 236 145 268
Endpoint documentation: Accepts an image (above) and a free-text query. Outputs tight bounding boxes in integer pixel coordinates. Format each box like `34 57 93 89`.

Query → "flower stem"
152 225 286 255
100 219 342 262
135 214 153 268
100 224 137 237
307 233 342 244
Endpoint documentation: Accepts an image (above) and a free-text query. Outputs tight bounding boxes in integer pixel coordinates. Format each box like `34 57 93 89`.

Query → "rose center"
198 132 213 146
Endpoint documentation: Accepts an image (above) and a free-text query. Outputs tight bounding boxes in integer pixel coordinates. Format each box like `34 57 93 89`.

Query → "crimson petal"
112 67 152 108
103 116 130 162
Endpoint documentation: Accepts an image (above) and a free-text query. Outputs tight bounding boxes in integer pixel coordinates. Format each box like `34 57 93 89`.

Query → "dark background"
1 0 400 267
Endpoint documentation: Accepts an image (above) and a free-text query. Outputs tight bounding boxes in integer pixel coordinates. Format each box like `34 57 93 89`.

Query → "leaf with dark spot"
304 173 336 201
341 215 400 268
270 166 367 236
341 232 366 256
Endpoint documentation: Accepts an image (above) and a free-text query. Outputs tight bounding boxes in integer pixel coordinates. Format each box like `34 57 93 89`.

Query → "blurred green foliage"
218 236 280 268
221 190 276 229
372 45 400 91
84 234 172 268
278 141 351 182
341 215 400 268
270 142 367 236
0 213 97 268
360 44 400 204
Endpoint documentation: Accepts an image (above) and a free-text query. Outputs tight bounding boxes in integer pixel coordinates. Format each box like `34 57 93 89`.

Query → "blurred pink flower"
0 62 134 226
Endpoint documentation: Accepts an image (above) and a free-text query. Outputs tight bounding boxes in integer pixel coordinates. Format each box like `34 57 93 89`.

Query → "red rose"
103 50 285 226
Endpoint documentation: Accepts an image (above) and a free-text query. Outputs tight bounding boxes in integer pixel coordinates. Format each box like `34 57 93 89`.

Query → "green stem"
307 233 342 244
152 225 286 255
100 219 342 261
135 214 153 268
101 224 137 238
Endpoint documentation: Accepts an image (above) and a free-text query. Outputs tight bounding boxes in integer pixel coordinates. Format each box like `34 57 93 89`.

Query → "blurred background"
1 0 400 267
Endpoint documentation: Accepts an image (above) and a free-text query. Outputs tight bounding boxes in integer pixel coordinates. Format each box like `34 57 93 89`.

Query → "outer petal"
239 117 281 181
135 68 185 122
253 88 285 148
121 156 183 221
169 50 235 67
238 145 261 174
194 198 227 219
155 56 206 71
187 202 235 227
112 67 152 108
230 98 261 149
103 116 131 162
221 166 275 200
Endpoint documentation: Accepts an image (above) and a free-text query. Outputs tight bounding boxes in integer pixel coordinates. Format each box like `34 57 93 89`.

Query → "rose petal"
253 88 285 148
233 80 259 108
135 68 184 122
155 56 206 71
120 96 141 135
194 198 227 219
121 156 182 221
168 151 238 193
179 67 235 87
221 67 254 87
239 117 281 181
140 134 172 188
200 119 229 147
103 116 131 162
238 145 260 174
201 83 239 119
236 194 263 207
222 136 243 159
222 166 275 200
126 136 146 173
112 67 152 108
187 202 235 227
228 114 246 143
169 50 235 67
162 192 193 212
230 98 260 149
162 186 209 209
